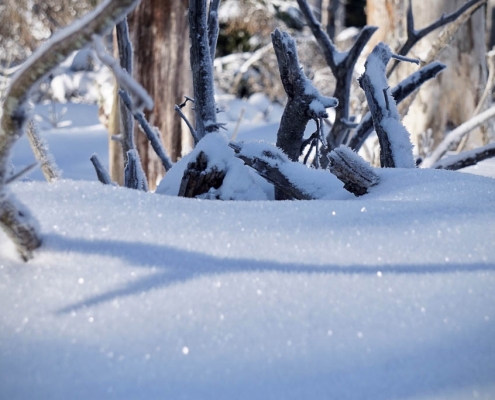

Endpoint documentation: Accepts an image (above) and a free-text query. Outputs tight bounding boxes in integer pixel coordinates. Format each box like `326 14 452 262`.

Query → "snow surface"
3 102 495 400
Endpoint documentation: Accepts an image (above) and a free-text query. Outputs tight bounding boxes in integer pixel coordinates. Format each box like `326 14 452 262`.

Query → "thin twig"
120 90 174 171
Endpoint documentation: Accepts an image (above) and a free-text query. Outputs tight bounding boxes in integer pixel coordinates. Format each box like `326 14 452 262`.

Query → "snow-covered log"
327 146 379 196
0 0 141 260
189 0 219 139
271 28 337 162
230 141 346 201
230 143 314 200
358 43 415 169
432 142 495 171
348 61 446 151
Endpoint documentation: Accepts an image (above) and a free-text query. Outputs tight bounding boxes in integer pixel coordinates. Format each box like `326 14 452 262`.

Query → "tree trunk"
366 0 488 155
112 0 192 191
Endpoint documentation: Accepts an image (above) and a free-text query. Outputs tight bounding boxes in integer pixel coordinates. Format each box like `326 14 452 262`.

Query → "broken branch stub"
327 146 379 196
178 151 226 198
271 28 337 162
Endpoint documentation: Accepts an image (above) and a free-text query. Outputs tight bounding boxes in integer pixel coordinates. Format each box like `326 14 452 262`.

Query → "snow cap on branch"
359 43 415 169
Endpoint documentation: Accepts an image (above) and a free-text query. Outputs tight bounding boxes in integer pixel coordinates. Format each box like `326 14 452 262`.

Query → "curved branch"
0 0 141 260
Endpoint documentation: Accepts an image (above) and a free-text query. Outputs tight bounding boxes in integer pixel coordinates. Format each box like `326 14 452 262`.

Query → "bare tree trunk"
122 0 191 191
367 0 488 155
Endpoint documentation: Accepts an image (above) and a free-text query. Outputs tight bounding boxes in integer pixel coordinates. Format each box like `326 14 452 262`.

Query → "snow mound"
1 168 495 399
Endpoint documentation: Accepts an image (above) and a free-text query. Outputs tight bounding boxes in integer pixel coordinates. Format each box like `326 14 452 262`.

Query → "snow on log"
358 42 415 168
432 142 495 171
327 146 379 196
231 141 347 201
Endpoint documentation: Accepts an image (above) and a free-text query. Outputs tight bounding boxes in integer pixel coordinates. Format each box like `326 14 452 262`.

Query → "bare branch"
175 96 199 145
90 154 115 185
349 61 446 151
421 105 495 168
189 0 218 139
388 0 486 76
207 0 221 62
432 142 495 171
93 36 153 113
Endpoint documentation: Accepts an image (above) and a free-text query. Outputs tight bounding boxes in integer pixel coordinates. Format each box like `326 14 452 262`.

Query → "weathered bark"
327 146 379 196
189 0 218 140
367 0 489 155
272 28 338 162
178 151 225 198
126 0 192 190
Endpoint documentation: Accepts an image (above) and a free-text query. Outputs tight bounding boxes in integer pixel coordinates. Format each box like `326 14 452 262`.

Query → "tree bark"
122 0 192 191
366 0 488 155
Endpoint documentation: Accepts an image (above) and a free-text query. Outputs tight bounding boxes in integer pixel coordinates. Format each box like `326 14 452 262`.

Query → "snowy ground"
2 102 495 399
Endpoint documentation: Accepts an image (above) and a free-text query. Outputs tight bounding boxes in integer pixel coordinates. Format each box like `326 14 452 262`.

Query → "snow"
3 100 495 399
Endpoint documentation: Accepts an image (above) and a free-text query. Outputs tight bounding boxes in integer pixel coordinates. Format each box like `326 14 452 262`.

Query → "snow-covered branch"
0 0 141 260
432 142 495 171
230 142 314 201
271 29 337 162
296 0 377 151
421 105 495 168
348 61 446 151
125 149 148 191
358 43 415 168
26 120 61 183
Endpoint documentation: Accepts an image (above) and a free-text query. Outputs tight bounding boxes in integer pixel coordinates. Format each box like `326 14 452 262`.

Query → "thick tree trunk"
366 0 488 155
120 0 191 190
